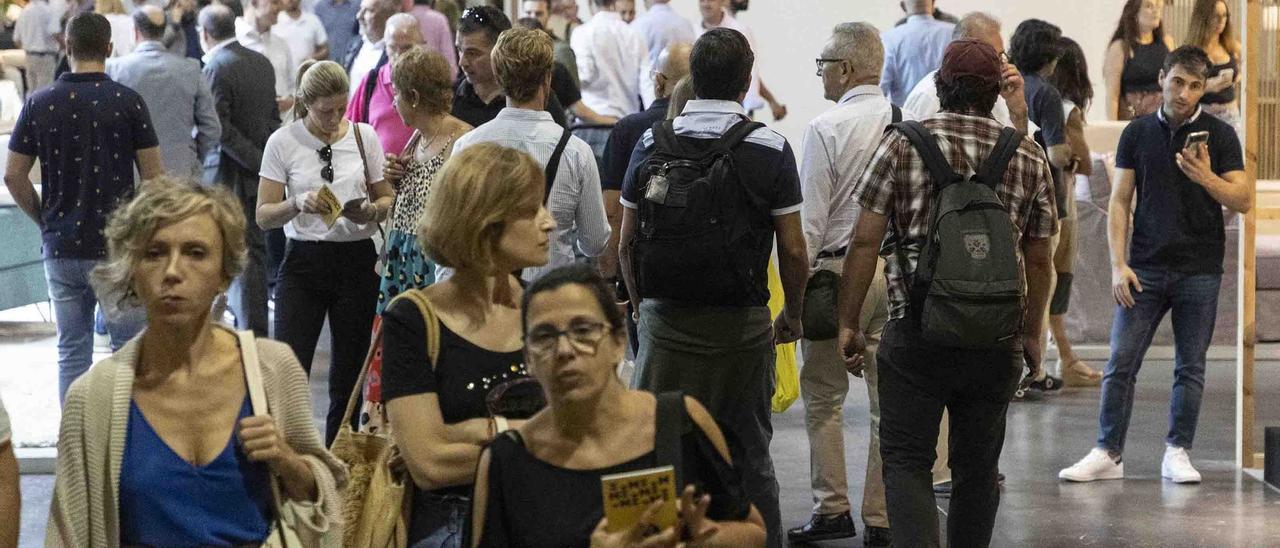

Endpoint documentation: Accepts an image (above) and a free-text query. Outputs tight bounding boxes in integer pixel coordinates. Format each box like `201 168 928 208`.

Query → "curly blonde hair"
391 46 454 116
418 143 543 273
94 177 247 302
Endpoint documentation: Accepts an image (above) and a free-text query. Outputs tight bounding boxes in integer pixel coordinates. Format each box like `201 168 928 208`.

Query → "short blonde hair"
95 0 126 15
391 46 454 116
418 143 543 272
94 177 247 302
292 60 350 120
491 27 553 103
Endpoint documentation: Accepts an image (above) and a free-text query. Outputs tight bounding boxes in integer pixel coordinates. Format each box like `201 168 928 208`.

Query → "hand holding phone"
1183 131 1209 152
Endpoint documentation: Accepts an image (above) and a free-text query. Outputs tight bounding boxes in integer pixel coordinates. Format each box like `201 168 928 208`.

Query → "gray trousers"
23 52 57 96
634 300 781 548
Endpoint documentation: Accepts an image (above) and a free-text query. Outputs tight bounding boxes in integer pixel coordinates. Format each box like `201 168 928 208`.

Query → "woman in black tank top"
1104 0 1176 120
1186 0 1243 130
470 265 766 547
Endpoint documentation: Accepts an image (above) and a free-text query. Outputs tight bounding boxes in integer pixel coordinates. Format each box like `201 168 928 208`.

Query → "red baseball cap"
938 39 1002 86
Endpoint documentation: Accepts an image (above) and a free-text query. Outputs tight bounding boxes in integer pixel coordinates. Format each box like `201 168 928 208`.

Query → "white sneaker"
1162 446 1202 484
1059 448 1124 482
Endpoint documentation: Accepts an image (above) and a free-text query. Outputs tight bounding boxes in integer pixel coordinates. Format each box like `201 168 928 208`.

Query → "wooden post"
1238 0 1261 470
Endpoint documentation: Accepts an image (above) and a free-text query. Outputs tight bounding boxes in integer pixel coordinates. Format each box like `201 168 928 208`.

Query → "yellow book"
316 184 342 228
600 466 678 534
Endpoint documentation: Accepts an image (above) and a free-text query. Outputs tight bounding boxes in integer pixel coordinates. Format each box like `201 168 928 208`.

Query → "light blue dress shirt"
879 14 955 107
632 3 695 66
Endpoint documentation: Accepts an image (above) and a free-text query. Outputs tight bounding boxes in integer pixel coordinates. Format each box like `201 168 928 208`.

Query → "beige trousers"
799 258 951 527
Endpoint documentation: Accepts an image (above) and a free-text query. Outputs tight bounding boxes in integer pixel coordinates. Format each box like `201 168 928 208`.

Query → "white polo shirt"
261 121 386 242
273 10 328 67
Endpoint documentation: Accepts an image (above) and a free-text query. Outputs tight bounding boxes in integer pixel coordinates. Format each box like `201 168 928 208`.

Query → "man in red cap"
834 38 1058 547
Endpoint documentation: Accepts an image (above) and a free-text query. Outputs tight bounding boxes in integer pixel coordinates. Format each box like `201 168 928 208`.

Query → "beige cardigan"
44 327 349 547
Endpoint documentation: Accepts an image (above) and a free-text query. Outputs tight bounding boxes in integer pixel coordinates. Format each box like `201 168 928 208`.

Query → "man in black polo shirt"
3 13 163 403
1059 46 1250 485
452 5 566 128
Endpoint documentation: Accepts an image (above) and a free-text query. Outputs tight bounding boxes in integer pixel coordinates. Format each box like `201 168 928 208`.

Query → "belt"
816 246 847 260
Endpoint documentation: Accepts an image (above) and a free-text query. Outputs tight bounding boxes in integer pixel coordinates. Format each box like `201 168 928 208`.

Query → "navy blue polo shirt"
601 97 668 191
1023 73 1066 148
1115 107 1244 274
9 72 159 260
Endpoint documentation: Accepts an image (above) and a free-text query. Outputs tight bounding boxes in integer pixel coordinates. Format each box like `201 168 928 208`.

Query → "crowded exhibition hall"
0 0 1277 546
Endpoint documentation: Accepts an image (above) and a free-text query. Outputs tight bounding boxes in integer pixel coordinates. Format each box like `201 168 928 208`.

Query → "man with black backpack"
617 27 808 548
836 39 1057 548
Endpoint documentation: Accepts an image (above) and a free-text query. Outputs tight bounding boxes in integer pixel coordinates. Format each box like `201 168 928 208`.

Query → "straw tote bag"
329 289 441 548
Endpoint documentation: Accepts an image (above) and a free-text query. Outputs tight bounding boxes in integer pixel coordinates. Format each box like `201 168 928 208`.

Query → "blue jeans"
408 493 467 548
1097 268 1221 454
44 258 146 403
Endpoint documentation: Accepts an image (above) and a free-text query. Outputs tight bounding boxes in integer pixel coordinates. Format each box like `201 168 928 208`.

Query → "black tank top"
1201 54 1239 105
1121 40 1170 94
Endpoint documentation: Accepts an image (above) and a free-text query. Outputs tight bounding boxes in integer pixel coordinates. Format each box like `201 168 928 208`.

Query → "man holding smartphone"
1059 46 1251 484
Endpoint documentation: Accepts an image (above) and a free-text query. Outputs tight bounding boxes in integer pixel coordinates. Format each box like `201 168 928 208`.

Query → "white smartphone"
1183 131 1210 151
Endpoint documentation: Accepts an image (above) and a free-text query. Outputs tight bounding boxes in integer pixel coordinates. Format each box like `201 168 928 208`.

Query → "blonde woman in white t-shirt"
256 59 395 444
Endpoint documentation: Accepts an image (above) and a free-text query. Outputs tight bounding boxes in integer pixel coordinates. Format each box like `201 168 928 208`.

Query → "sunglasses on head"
461 6 495 26
317 145 333 183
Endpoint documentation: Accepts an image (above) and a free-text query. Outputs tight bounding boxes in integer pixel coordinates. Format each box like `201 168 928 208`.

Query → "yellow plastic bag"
767 258 800 413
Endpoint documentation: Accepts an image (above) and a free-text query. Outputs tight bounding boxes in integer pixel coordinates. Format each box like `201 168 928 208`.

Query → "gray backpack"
891 121 1025 349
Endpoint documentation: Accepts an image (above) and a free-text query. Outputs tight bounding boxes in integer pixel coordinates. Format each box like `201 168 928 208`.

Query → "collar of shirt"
58 72 109 83
362 38 386 52
237 19 275 45
680 99 747 117
456 79 501 108
838 85 884 106
1157 105 1203 132
133 40 166 54
201 38 236 63
904 13 936 24
496 107 554 123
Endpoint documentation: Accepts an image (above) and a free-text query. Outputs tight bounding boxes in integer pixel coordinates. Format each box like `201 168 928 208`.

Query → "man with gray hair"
879 0 953 106
789 22 899 546
344 0 399 96
903 12 1030 133
107 6 220 179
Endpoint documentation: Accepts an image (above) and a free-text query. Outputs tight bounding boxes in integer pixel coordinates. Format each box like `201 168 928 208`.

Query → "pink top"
409 5 458 80
346 64 414 155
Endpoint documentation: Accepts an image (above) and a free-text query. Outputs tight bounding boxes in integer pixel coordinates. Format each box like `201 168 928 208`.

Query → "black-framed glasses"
317 145 333 182
525 322 609 356
815 58 845 76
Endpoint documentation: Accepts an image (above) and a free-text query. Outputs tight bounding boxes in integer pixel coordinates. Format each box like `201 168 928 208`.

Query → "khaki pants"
23 52 57 96
799 258 950 527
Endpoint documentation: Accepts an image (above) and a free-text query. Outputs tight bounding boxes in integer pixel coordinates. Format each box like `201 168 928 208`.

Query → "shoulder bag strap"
650 119 681 156
394 289 442 368
235 330 293 547
654 391 686 491
352 123 373 192
892 120 957 190
977 127 1023 191
544 127 573 203
891 104 903 125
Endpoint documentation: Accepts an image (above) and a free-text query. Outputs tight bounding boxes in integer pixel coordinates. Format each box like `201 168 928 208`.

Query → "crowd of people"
0 0 1254 547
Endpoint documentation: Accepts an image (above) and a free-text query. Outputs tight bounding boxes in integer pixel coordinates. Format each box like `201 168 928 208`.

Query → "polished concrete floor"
12 324 1280 547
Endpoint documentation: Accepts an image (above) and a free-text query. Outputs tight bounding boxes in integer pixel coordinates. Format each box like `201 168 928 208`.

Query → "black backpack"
630 119 773 305
891 120 1026 349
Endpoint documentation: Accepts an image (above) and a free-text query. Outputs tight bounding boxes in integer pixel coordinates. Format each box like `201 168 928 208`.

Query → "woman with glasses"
1186 0 1242 132
1103 0 1176 120
256 59 394 445
382 143 555 548
470 264 766 547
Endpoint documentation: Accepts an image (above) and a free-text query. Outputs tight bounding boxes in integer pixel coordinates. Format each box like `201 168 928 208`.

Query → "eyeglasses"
525 322 609 356
815 58 845 76
317 145 333 182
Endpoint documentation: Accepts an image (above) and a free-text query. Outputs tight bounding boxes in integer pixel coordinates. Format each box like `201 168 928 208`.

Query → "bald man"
598 41 691 346
347 13 422 154
106 4 221 178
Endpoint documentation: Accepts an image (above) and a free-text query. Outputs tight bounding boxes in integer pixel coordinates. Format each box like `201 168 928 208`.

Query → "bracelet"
493 416 510 435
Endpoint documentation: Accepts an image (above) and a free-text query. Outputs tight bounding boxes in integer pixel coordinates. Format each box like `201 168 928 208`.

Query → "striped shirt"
451 108 611 282
852 112 1058 320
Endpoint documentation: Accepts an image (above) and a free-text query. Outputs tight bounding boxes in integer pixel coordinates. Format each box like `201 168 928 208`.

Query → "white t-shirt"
261 121 386 242
105 13 136 57
348 39 384 98
273 11 327 68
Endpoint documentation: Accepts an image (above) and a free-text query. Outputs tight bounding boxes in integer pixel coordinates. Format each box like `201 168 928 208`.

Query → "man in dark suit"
199 3 280 337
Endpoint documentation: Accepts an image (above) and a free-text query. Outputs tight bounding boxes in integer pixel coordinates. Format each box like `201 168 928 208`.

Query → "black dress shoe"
787 511 857 543
863 526 892 547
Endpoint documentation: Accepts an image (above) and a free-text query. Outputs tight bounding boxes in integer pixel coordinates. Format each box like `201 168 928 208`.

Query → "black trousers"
876 319 1020 548
274 238 379 445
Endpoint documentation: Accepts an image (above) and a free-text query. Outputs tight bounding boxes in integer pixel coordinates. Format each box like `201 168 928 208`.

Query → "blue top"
879 14 955 107
1023 73 1066 148
8 72 159 260
315 0 360 66
1115 107 1244 274
601 97 668 192
119 397 273 547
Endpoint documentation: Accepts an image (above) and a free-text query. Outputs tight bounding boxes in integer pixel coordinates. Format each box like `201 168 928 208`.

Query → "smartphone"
1183 131 1210 151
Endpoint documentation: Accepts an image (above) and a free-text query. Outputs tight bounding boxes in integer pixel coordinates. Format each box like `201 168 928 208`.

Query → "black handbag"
802 269 841 341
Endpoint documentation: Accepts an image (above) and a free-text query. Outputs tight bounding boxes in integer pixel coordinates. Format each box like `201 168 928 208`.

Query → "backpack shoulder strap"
655 391 687 490
977 127 1023 190
650 119 681 155
891 104 903 125
717 119 766 152
892 120 957 189
544 128 572 203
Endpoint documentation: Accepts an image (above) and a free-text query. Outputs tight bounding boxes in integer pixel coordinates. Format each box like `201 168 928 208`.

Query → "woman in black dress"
1103 0 1177 120
471 265 766 547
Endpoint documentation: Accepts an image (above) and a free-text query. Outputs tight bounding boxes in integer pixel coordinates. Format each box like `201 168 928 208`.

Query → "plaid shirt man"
852 111 1059 320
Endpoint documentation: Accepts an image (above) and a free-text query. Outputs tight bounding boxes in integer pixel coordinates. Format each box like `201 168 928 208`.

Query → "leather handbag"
329 288 442 548
802 269 841 341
